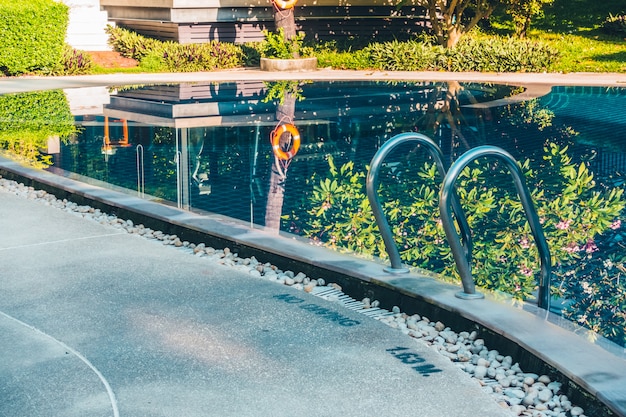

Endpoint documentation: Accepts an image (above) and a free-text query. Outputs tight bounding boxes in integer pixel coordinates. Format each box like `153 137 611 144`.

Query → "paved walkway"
0 187 512 417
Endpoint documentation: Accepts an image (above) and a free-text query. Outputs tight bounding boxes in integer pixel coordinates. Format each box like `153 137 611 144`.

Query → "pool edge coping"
2 69 626 96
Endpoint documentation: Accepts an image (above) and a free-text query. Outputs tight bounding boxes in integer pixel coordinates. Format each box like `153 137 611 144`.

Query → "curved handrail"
439 146 552 309
366 132 472 273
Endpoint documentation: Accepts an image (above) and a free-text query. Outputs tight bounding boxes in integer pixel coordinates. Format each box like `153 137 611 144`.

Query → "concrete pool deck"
0 171 520 417
1 70 626 416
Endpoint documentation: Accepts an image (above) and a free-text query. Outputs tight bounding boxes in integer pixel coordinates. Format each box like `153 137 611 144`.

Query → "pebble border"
0 176 589 417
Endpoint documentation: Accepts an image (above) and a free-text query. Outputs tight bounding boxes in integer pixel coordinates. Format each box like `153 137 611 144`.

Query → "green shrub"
138 49 167 72
241 42 263 67
601 13 626 36
160 41 243 71
312 41 371 69
56 44 94 75
560 217 626 346
445 36 559 72
316 49 372 70
106 25 161 60
106 25 243 71
365 40 444 71
0 0 69 75
260 29 313 59
328 34 557 72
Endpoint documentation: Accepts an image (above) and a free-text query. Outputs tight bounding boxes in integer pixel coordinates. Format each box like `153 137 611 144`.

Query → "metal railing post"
439 146 552 309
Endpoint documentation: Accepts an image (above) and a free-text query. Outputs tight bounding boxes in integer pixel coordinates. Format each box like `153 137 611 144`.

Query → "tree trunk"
264 165 286 233
274 7 298 58
264 90 297 233
520 16 531 39
446 28 462 49
274 8 297 39
426 1 445 46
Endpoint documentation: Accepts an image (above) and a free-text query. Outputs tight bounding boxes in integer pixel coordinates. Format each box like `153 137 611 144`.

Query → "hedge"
0 0 69 75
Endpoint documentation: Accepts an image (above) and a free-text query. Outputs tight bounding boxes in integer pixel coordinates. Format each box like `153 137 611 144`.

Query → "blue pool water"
50 82 626 229
2 81 625 346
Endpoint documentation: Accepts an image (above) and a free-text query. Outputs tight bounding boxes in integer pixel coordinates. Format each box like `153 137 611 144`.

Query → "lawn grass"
510 0 625 73
486 0 625 73
538 32 626 73
537 0 626 31
90 65 150 75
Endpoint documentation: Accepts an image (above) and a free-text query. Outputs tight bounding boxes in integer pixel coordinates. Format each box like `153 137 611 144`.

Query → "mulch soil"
89 51 139 68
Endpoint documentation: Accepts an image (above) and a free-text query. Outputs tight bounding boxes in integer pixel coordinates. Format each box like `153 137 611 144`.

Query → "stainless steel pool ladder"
367 134 552 310
366 132 472 274
439 146 552 309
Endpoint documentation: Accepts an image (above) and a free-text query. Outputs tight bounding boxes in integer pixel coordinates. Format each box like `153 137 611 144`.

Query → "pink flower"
519 236 531 249
582 239 598 254
563 242 580 253
519 265 533 277
556 219 572 230
610 219 622 230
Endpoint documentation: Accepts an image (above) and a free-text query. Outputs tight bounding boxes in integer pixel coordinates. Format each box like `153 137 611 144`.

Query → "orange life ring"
272 0 298 10
271 123 301 160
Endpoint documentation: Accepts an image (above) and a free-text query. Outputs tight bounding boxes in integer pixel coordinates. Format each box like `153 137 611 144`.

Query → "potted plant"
260 0 317 71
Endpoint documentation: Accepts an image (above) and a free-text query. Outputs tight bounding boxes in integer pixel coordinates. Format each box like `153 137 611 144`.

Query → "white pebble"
474 365 488 379
570 406 584 416
538 375 551 384
547 381 562 393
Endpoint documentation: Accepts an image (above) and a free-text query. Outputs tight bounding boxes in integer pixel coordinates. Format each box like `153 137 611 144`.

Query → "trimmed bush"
0 0 68 75
260 29 313 59
444 36 557 72
106 25 161 61
160 41 243 72
362 35 557 72
365 40 443 71
106 25 243 71
316 49 372 70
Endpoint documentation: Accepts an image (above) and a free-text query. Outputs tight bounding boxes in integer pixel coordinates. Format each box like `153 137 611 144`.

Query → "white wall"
62 0 111 51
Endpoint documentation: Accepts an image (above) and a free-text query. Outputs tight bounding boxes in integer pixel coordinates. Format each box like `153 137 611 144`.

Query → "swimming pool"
3 80 626 346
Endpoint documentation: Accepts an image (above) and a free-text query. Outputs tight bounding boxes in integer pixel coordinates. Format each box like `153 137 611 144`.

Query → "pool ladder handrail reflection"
439 146 552 310
136 145 145 198
366 132 473 274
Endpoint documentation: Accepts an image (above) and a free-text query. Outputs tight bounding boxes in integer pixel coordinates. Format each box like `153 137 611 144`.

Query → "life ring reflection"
271 123 301 160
